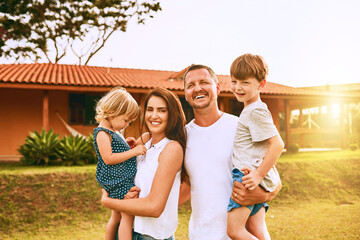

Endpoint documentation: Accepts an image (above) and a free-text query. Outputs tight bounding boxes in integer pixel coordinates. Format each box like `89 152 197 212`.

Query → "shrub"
287 143 300 154
18 129 60 165
349 143 359 151
86 133 98 164
57 135 95 166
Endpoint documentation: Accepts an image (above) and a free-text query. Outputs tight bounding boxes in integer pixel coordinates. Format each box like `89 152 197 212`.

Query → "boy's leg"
227 207 258 240
118 212 134 240
246 207 271 240
106 210 121 240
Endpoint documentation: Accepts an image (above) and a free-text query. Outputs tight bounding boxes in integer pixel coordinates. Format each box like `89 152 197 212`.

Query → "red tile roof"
0 63 347 97
299 83 360 93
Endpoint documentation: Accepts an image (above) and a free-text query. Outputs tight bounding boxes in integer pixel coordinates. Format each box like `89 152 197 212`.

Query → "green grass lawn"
1 150 360 239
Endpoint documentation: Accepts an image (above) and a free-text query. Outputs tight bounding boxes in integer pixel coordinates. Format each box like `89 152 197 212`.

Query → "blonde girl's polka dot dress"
94 127 136 199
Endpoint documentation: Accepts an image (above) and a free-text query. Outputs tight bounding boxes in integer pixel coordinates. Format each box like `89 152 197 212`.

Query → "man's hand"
231 181 269 206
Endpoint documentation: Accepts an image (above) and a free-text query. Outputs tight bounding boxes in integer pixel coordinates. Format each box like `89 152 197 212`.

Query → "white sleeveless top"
134 137 181 239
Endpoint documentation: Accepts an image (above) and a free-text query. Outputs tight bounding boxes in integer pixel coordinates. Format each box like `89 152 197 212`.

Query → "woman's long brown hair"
140 88 188 182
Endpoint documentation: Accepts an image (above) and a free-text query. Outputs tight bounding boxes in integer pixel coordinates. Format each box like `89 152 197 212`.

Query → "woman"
101 88 187 240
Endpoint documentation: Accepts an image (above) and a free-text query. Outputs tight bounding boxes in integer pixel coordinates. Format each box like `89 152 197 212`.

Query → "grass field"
1 150 360 239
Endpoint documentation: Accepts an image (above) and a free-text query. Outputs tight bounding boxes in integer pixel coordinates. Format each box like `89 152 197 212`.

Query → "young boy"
227 53 284 240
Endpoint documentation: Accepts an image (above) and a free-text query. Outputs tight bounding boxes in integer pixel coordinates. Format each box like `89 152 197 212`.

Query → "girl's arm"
241 134 284 190
126 132 151 148
97 131 146 165
101 141 183 217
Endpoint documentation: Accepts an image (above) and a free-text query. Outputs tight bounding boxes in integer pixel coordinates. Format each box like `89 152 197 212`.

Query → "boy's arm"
97 131 146 165
241 135 284 190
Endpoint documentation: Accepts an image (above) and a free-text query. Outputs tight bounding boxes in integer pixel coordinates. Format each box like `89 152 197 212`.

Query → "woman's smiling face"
145 96 168 136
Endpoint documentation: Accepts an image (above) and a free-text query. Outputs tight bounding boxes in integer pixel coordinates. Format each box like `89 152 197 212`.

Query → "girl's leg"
106 210 121 240
246 207 271 240
118 212 134 240
227 207 258 240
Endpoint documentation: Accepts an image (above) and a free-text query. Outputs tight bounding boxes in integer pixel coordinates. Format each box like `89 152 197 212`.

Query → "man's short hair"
183 64 219 87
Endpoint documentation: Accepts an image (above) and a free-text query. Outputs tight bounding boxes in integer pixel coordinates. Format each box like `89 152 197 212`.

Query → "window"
69 94 102 125
229 99 244 117
180 97 194 123
69 94 84 124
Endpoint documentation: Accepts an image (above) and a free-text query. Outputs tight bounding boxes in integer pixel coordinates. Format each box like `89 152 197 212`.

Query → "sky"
2 0 360 87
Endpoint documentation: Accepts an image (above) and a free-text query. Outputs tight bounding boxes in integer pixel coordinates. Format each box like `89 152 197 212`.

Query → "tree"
0 0 161 65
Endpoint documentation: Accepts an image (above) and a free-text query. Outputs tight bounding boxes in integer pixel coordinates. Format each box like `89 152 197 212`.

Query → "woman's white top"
134 137 181 239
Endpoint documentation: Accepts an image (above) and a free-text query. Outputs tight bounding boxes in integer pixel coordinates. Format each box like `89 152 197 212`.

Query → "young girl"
94 87 147 240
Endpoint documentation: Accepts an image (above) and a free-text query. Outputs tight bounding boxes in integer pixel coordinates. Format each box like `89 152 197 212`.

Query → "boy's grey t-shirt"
232 100 280 192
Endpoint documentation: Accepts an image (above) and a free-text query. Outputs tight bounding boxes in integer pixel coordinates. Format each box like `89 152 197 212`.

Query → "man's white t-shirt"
185 113 238 240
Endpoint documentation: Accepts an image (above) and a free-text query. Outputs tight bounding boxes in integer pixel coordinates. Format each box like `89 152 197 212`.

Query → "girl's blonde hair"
95 87 139 123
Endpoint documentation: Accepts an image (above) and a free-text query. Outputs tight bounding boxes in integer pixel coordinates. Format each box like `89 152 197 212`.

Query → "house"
295 83 360 148
0 63 358 160
299 83 360 94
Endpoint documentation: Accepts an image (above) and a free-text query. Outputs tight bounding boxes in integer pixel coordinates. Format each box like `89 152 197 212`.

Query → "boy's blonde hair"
95 87 139 123
230 53 269 82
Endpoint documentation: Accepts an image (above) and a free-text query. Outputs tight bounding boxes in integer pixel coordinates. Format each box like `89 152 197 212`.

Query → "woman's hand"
101 189 110 207
125 186 141 199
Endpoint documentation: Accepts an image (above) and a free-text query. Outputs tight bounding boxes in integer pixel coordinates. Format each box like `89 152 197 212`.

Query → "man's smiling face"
184 68 220 110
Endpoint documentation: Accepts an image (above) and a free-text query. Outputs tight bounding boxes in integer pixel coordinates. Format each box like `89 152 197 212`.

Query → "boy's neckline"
244 98 262 109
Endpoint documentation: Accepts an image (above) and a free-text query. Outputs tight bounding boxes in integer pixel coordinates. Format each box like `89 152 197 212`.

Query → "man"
179 64 281 240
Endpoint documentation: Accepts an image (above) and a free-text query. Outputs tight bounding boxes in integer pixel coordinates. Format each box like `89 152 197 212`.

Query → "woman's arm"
101 141 183 217
97 131 146 165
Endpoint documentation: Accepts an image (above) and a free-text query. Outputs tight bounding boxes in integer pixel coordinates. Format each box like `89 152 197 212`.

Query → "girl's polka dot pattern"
94 127 136 199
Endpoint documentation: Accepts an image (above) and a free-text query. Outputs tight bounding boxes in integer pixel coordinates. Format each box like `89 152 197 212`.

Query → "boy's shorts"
227 168 269 216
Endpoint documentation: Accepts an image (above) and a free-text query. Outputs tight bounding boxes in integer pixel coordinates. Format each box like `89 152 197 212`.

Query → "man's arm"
231 180 281 206
178 182 191 206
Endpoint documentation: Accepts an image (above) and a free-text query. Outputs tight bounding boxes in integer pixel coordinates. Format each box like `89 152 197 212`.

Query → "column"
43 90 49 131
284 99 291 149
